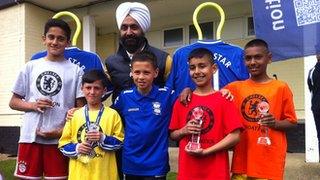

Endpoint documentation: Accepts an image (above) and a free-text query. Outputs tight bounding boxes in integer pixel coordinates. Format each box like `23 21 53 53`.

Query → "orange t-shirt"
225 79 297 180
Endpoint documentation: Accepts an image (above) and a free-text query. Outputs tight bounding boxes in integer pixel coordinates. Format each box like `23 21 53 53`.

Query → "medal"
78 104 104 164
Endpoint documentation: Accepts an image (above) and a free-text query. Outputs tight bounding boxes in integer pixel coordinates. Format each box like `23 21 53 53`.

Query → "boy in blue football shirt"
113 51 176 179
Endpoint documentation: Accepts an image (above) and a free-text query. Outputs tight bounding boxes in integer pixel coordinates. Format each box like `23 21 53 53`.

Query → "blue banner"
252 0 320 61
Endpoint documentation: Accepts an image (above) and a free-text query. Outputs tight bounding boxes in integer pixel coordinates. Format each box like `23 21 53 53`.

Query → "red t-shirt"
226 79 297 180
169 92 243 180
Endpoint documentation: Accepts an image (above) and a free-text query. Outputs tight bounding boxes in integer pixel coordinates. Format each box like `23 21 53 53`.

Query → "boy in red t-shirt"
169 48 243 180
225 39 297 180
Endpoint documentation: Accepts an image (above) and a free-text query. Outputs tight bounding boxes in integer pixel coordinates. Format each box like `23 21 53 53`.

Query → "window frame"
162 26 185 49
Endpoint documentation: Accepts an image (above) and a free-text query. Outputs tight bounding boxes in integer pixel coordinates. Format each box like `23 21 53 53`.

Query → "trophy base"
78 151 96 164
78 154 91 164
257 137 271 146
185 142 201 151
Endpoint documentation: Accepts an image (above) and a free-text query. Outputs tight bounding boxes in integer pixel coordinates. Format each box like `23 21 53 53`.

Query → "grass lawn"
167 172 177 179
0 159 177 179
0 159 15 179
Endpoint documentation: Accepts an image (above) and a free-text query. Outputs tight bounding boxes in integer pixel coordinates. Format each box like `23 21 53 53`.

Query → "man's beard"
120 35 145 54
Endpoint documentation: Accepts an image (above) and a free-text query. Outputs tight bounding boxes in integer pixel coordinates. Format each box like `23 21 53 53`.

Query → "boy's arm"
60 143 78 158
59 118 78 158
274 119 296 130
203 129 240 155
187 129 241 156
179 88 234 105
260 84 297 130
170 119 201 141
38 98 86 139
98 111 124 151
60 141 93 157
259 114 296 130
9 93 51 113
87 128 123 151
64 97 85 121
99 135 123 151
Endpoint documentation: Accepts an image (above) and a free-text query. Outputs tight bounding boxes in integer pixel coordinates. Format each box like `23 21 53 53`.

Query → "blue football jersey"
113 85 176 176
166 40 249 94
31 47 104 72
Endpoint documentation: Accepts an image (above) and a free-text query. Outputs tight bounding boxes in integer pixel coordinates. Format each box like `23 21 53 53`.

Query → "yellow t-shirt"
59 106 124 180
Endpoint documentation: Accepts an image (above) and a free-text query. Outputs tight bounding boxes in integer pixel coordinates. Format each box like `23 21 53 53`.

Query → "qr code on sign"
293 0 320 26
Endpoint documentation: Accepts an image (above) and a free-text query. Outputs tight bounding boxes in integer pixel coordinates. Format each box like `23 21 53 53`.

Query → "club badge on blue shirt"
152 102 161 115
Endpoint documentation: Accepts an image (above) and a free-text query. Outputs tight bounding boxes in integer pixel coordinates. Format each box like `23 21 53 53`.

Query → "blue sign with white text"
252 0 320 61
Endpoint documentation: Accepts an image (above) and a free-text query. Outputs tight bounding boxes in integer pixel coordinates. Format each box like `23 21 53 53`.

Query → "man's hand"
219 88 234 101
179 88 192 106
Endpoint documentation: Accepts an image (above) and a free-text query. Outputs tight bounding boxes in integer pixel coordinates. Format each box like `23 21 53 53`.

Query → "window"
189 22 213 43
247 17 255 36
163 28 183 47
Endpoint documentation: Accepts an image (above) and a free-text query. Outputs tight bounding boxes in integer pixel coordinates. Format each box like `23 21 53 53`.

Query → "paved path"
169 148 320 180
2 149 320 179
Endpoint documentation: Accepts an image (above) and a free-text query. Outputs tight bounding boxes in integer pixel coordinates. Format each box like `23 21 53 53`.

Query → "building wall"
96 33 117 60
24 3 54 60
268 58 305 119
0 4 25 127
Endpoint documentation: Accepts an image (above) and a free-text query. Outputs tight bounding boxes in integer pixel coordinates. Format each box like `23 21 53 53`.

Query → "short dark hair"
188 48 214 64
44 18 71 41
131 50 158 69
245 38 269 52
82 70 108 88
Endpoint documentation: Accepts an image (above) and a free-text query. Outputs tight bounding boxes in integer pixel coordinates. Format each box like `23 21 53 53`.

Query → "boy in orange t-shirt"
226 39 297 180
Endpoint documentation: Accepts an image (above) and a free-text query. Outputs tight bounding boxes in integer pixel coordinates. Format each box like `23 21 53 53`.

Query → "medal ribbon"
84 104 104 131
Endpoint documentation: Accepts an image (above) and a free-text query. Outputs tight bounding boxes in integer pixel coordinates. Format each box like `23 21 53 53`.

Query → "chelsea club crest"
36 71 62 96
